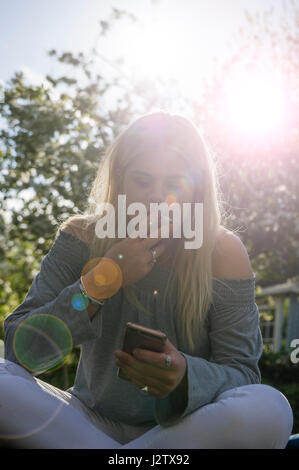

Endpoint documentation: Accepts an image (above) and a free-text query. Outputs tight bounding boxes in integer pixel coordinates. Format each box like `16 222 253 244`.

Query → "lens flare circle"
81 257 123 300
0 314 71 441
12 314 72 374
165 193 177 205
72 292 89 311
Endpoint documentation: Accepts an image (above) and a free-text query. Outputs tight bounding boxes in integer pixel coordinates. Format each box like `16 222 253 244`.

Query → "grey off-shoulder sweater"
4 230 263 428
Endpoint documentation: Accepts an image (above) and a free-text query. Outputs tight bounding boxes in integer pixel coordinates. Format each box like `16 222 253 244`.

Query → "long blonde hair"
57 111 229 354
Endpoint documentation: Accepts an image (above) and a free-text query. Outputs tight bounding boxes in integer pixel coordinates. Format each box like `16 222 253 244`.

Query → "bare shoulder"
212 227 254 279
60 215 96 246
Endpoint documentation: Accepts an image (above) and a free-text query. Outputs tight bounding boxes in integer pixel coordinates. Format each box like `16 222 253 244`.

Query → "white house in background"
256 279 299 353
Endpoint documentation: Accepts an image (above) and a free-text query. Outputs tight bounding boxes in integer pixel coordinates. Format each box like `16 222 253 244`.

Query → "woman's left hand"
114 339 187 399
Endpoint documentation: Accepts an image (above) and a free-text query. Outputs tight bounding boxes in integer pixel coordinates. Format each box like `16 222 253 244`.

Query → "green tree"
0 6 187 330
0 12 132 324
194 0 299 286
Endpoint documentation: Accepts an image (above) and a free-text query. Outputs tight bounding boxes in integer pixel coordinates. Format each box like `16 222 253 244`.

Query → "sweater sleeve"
154 275 263 427
4 230 103 374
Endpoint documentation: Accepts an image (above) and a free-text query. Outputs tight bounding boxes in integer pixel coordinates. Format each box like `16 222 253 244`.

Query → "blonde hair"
57 111 230 354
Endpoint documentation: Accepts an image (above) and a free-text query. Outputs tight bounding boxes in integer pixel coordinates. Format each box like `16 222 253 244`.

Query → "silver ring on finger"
165 354 172 369
150 248 158 264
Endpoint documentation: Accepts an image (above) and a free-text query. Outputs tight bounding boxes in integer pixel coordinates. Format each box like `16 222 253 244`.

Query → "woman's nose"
147 182 168 204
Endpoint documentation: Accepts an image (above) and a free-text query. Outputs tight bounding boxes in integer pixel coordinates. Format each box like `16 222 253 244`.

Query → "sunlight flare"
225 69 286 135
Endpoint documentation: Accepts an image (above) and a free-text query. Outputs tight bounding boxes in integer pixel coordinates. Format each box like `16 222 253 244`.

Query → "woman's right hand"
103 215 168 287
81 215 170 298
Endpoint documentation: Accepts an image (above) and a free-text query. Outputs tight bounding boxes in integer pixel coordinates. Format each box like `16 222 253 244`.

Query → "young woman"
1 112 293 449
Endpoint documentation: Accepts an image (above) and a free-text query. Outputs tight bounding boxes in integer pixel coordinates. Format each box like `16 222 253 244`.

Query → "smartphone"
117 322 167 381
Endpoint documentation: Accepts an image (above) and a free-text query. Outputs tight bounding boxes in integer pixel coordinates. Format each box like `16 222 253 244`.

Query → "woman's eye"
167 183 182 191
135 179 150 187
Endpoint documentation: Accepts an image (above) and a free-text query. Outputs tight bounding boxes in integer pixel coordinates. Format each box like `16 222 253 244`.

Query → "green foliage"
37 346 80 390
198 0 299 286
259 347 299 382
0 49 137 317
260 347 299 434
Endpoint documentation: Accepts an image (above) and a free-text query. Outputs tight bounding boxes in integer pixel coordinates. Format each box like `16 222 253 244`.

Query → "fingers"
115 359 171 398
133 348 172 370
115 349 172 376
129 377 168 399
114 349 175 398
143 221 173 248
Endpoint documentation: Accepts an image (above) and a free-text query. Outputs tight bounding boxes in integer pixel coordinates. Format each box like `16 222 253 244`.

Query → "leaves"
198 1 299 285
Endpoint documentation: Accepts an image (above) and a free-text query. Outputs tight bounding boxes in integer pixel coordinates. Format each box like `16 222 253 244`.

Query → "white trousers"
0 358 293 449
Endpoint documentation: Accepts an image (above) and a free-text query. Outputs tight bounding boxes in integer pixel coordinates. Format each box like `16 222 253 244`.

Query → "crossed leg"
0 358 293 449
122 383 294 449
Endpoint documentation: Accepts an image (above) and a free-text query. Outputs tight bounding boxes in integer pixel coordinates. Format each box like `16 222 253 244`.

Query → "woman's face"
123 148 195 210
121 148 196 239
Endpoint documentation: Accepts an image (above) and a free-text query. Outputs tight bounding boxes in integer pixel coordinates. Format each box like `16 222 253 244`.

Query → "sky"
0 0 289 97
